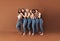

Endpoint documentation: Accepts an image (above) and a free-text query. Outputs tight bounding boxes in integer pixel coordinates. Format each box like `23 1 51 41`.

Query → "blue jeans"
35 18 39 32
39 18 43 33
16 19 23 31
23 18 27 32
31 19 36 33
27 18 31 32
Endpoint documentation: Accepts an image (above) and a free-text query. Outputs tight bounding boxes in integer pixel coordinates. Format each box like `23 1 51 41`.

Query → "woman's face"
22 9 25 12
36 10 38 13
19 10 21 12
30 10 32 13
26 9 29 12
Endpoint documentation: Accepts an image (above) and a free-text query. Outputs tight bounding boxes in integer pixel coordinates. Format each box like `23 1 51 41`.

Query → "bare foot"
32 33 34 36
23 32 26 36
29 32 31 36
40 33 44 36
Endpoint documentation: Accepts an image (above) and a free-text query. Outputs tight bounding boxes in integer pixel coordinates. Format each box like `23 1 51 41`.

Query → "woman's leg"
16 19 21 31
32 19 35 35
27 18 31 35
23 18 27 35
39 18 44 35
35 18 39 33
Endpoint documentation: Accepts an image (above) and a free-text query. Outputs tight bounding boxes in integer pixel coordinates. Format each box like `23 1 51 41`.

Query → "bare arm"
22 12 27 18
27 13 30 18
21 13 25 17
38 12 41 18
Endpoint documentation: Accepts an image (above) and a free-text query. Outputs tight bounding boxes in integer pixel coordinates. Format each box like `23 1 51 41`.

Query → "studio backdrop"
0 0 60 33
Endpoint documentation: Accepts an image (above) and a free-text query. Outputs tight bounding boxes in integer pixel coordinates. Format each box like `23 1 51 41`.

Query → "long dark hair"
35 9 39 12
41 14 42 18
32 9 36 14
21 8 26 15
18 8 22 14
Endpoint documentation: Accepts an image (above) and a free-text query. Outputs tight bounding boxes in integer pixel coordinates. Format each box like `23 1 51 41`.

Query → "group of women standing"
16 8 44 36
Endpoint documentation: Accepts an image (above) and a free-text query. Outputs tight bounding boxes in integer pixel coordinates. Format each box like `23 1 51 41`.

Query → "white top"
17 13 22 19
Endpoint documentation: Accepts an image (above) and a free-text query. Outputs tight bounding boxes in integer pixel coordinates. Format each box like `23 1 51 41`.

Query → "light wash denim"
23 18 27 32
35 18 39 32
31 19 36 33
39 18 43 33
27 18 31 32
16 19 23 31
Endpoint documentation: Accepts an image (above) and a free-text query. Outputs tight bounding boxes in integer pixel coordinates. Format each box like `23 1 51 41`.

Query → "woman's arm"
21 12 27 18
24 12 27 18
27 13 30 18
38 12 41 18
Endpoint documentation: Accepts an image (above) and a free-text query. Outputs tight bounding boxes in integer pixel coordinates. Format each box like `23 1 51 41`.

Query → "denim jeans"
35 18 39 32
31 19 36 33
39 18 43 33
16 19 23 31
27 18 31 32
23 18 27 32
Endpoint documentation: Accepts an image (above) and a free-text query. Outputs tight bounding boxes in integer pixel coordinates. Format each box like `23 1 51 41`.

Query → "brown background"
0 0 60 33
0 0 60 41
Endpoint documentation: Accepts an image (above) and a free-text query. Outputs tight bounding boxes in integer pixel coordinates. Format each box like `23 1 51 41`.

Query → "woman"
35 9 39 33
26 8 31 35
30 9 36 36
16 9 23 33
38 12 44 36
21 8 28 36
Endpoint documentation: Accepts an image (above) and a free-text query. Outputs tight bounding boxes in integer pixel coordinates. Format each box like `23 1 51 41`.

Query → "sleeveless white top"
18 14 22 19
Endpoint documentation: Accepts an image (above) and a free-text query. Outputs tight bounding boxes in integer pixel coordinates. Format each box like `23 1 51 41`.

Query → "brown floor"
0 31 60 41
